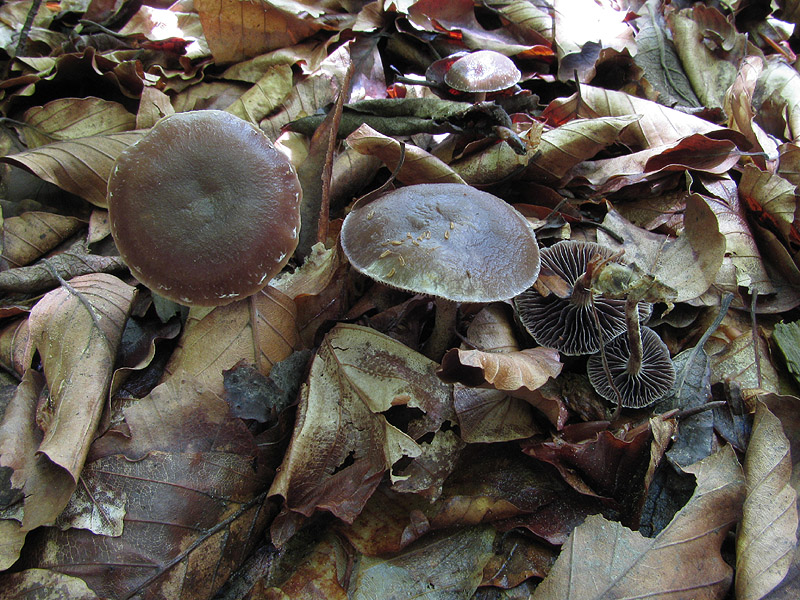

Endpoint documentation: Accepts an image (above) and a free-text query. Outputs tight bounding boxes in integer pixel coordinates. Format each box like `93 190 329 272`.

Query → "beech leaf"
736 401 798 600
162 286 302 396
0 132 143 207
21 97 135 148
23 274 135 530
269 323 454 532
532 445 745 600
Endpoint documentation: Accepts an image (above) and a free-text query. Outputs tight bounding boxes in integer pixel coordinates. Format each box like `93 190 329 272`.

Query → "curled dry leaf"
736 401 798 600
161 286 302 396
739 164 799 244
0 131 143 207
268 323 455 539
453 385 543 443
225 64 293 124
23 273 135 531
346 123 466 185
11 374 273 600
532 445 745 600
438 346 562 393
523 115 641 182
0 317 33 378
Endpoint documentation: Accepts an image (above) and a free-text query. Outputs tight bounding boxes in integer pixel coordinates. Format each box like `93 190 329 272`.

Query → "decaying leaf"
532 445 745 599
162 286 301 396
21 97 136 148
347 123 465 185
736 401 798 600
9 374 273 600
269 324 455 542
22 274 135 531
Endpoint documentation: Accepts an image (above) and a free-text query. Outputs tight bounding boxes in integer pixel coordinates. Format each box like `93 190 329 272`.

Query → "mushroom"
513 240 651 355
107 110 302 306
443 50 521 101
339 183 540 360
586 325 675 409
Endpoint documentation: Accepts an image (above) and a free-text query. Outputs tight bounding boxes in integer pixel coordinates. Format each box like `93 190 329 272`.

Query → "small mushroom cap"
107 110 301 306
587 326 676 408
340 183 540 303
514 240 651 355
444 50 521 93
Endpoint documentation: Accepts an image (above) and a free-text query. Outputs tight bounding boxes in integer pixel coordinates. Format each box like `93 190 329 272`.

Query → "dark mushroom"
107 110 302 306
340 183 540 360
586 325 675 409
513 240 651 355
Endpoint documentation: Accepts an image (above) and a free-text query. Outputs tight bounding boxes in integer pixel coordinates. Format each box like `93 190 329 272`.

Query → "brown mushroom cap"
340 183 540 303
513 240 651 355
107 110 301 306
587 326 676 408
444 50 521 93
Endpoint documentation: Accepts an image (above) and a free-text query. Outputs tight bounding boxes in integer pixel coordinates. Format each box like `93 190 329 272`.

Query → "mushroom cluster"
514 240 650 356
340 183 540 359
107 110 302 306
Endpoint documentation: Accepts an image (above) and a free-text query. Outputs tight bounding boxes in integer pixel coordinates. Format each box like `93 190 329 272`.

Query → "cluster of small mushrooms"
106 58 675 411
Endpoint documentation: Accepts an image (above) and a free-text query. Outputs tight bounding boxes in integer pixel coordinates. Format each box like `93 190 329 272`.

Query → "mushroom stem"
624 295 643 376
425 298 459 361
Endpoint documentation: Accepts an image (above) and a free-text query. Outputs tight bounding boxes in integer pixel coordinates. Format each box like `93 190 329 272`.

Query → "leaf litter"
1 1 800 599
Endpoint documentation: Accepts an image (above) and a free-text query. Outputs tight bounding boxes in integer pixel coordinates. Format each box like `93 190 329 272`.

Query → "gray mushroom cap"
340 183 540 303
513 240 651 355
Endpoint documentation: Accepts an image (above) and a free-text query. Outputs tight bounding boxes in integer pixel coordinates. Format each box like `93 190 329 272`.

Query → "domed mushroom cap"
107 110 301 306
514 240 651 355
340 183 540 303
444 50 521 93
587 326 676 408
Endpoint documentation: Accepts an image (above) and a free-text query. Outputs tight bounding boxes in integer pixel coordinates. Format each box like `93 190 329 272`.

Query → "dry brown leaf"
268 323 455 540
162 286 301 396
709 331 781 395
194 0 322 65
598 195 726 303
346 123 466 185
23 273 135 530
736 401 798 600
253 534 349 599
739 164 798 243
0 317 33 378
260 44 349 140
453 385 543 443
668 5 746 110
532 445 745 599
523 116 640 181
225 64 294 123
13 374 273 600
699 176 775 296
439 346 562 394
0 131 143 207
21 97 135 148
754 56 800 142
349 526 495 600
543 84 726 149
1 212 84 269
0 569 100 599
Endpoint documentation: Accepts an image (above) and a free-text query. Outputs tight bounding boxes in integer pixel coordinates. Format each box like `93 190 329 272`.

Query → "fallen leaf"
269 323 454 541
0 132 143 207
532 445 745 599
736 401 798 600
162 286 302 396
0 212 84 269
346 123 466 185
23 274 135 531
21 97 136 148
